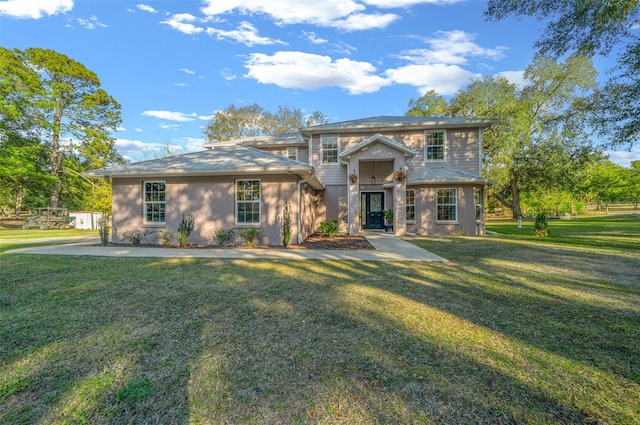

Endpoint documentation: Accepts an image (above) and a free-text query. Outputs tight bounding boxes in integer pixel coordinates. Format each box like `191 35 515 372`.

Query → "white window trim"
406 189 416 223
235 179 261 226
320 134 340 164
436 187 458 223
143 180 166 225
286 147 298 161
425 129 447 162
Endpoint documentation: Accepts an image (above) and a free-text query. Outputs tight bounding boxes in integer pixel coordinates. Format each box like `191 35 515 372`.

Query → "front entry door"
361 192 384 229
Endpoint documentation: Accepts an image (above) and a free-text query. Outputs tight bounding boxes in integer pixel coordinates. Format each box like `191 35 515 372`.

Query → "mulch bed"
298 233 375 250
103 234 375 250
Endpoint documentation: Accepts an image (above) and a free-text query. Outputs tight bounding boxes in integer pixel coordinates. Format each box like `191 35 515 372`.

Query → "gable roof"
340 134 418 159
84 145 324 189
302 116 496 134
406 167 492 185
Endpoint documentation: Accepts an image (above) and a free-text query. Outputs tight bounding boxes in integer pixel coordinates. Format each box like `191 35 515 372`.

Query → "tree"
0 131 51 214
7 48 122 208
405 90 448 117
484 0 640 148
577 159 628 209
205 104 327 142
447 54 596 218
626 160 640 209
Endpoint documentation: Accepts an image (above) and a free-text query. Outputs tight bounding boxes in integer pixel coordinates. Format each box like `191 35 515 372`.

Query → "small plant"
383 209 393 223
98 213 109 246
160 230 174 247
319 220 340 237
214 228 235 246
534 212 550 236
121 229 154 245
282 202 292 247
178 214 195 247
239 227 260 246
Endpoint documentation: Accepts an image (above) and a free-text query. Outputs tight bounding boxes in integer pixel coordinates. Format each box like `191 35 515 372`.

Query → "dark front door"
361 192 384 229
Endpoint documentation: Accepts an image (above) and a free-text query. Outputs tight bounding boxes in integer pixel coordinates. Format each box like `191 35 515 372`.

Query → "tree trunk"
511 173 522 219
50 107 63 209
15 185 23 217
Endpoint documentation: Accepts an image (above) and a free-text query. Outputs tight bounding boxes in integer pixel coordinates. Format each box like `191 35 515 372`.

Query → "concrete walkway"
5 232 445 261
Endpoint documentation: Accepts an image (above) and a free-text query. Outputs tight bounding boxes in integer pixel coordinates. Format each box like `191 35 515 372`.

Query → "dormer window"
425 130 446 161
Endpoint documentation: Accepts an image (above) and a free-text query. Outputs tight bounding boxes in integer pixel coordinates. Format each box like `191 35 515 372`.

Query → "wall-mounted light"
371 161 375 185
371 176 376 185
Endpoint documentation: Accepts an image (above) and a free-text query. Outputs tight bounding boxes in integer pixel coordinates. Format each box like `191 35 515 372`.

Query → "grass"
0 216 639 424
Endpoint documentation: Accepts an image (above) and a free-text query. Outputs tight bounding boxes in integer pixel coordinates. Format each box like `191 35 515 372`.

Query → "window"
425 130 445 161
406 189 415 222
321 135 339 163
236 180 261 224
286 147 298 161
144 181 166 223
436 188 457 222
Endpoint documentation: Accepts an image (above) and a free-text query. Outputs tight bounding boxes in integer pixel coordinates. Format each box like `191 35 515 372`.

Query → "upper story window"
286 147 298 161
144 181 166 223
321 135 339 163
425 130 446 161
236 179 261 224
436 188 457 222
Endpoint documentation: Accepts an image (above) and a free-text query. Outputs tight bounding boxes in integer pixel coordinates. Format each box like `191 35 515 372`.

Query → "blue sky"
1 0 638 166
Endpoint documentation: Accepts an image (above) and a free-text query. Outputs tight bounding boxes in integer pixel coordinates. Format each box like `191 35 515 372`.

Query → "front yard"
0 216 638 424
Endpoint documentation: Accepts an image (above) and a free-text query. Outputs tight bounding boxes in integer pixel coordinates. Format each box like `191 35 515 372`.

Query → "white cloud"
206 21 285 46
76 15 107 30
161 13 204 35
0 0 72 19
386 64 478 95
174 82 188 87
245 51 390 94
362 0 462 7
135 128 144 132
399 30 506 65
160 123 180 130
303 31 328 45
200 0 364 27
142 110 198 121
179 68 195 74
136 4 157 13
606 146 640 167
496 70 525 88
332 12 399 31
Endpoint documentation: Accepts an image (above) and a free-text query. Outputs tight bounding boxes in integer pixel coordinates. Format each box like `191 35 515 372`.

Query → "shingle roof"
84 145 324 189
206 133 305 147
303 116 496 133
407 167 492 185
340 134 418 158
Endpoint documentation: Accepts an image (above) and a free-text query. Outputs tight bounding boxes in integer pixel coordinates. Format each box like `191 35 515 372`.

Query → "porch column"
347 162 360 235
394 177 407 236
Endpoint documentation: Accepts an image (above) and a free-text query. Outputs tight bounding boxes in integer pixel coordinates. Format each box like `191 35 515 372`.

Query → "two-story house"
85 116 494 246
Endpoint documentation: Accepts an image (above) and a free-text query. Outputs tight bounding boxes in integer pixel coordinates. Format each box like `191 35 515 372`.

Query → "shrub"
97 213 109 246
178 214 195 248
160 230 174 247
239 227 260 246
214 228 235 246
320 220 340 237
282 202 292 247
121 229 154 245
383 209 393 223
534 212 550 236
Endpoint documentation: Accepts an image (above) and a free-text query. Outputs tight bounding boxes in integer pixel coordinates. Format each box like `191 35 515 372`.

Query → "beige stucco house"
85 116 494 246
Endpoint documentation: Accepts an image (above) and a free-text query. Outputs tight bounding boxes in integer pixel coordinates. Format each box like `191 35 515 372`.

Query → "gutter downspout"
297 173 315 244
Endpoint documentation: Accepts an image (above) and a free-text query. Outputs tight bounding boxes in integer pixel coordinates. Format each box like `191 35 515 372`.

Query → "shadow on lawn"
1 241 638 423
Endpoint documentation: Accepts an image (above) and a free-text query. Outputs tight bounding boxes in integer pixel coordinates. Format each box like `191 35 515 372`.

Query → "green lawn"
1 216 638 424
